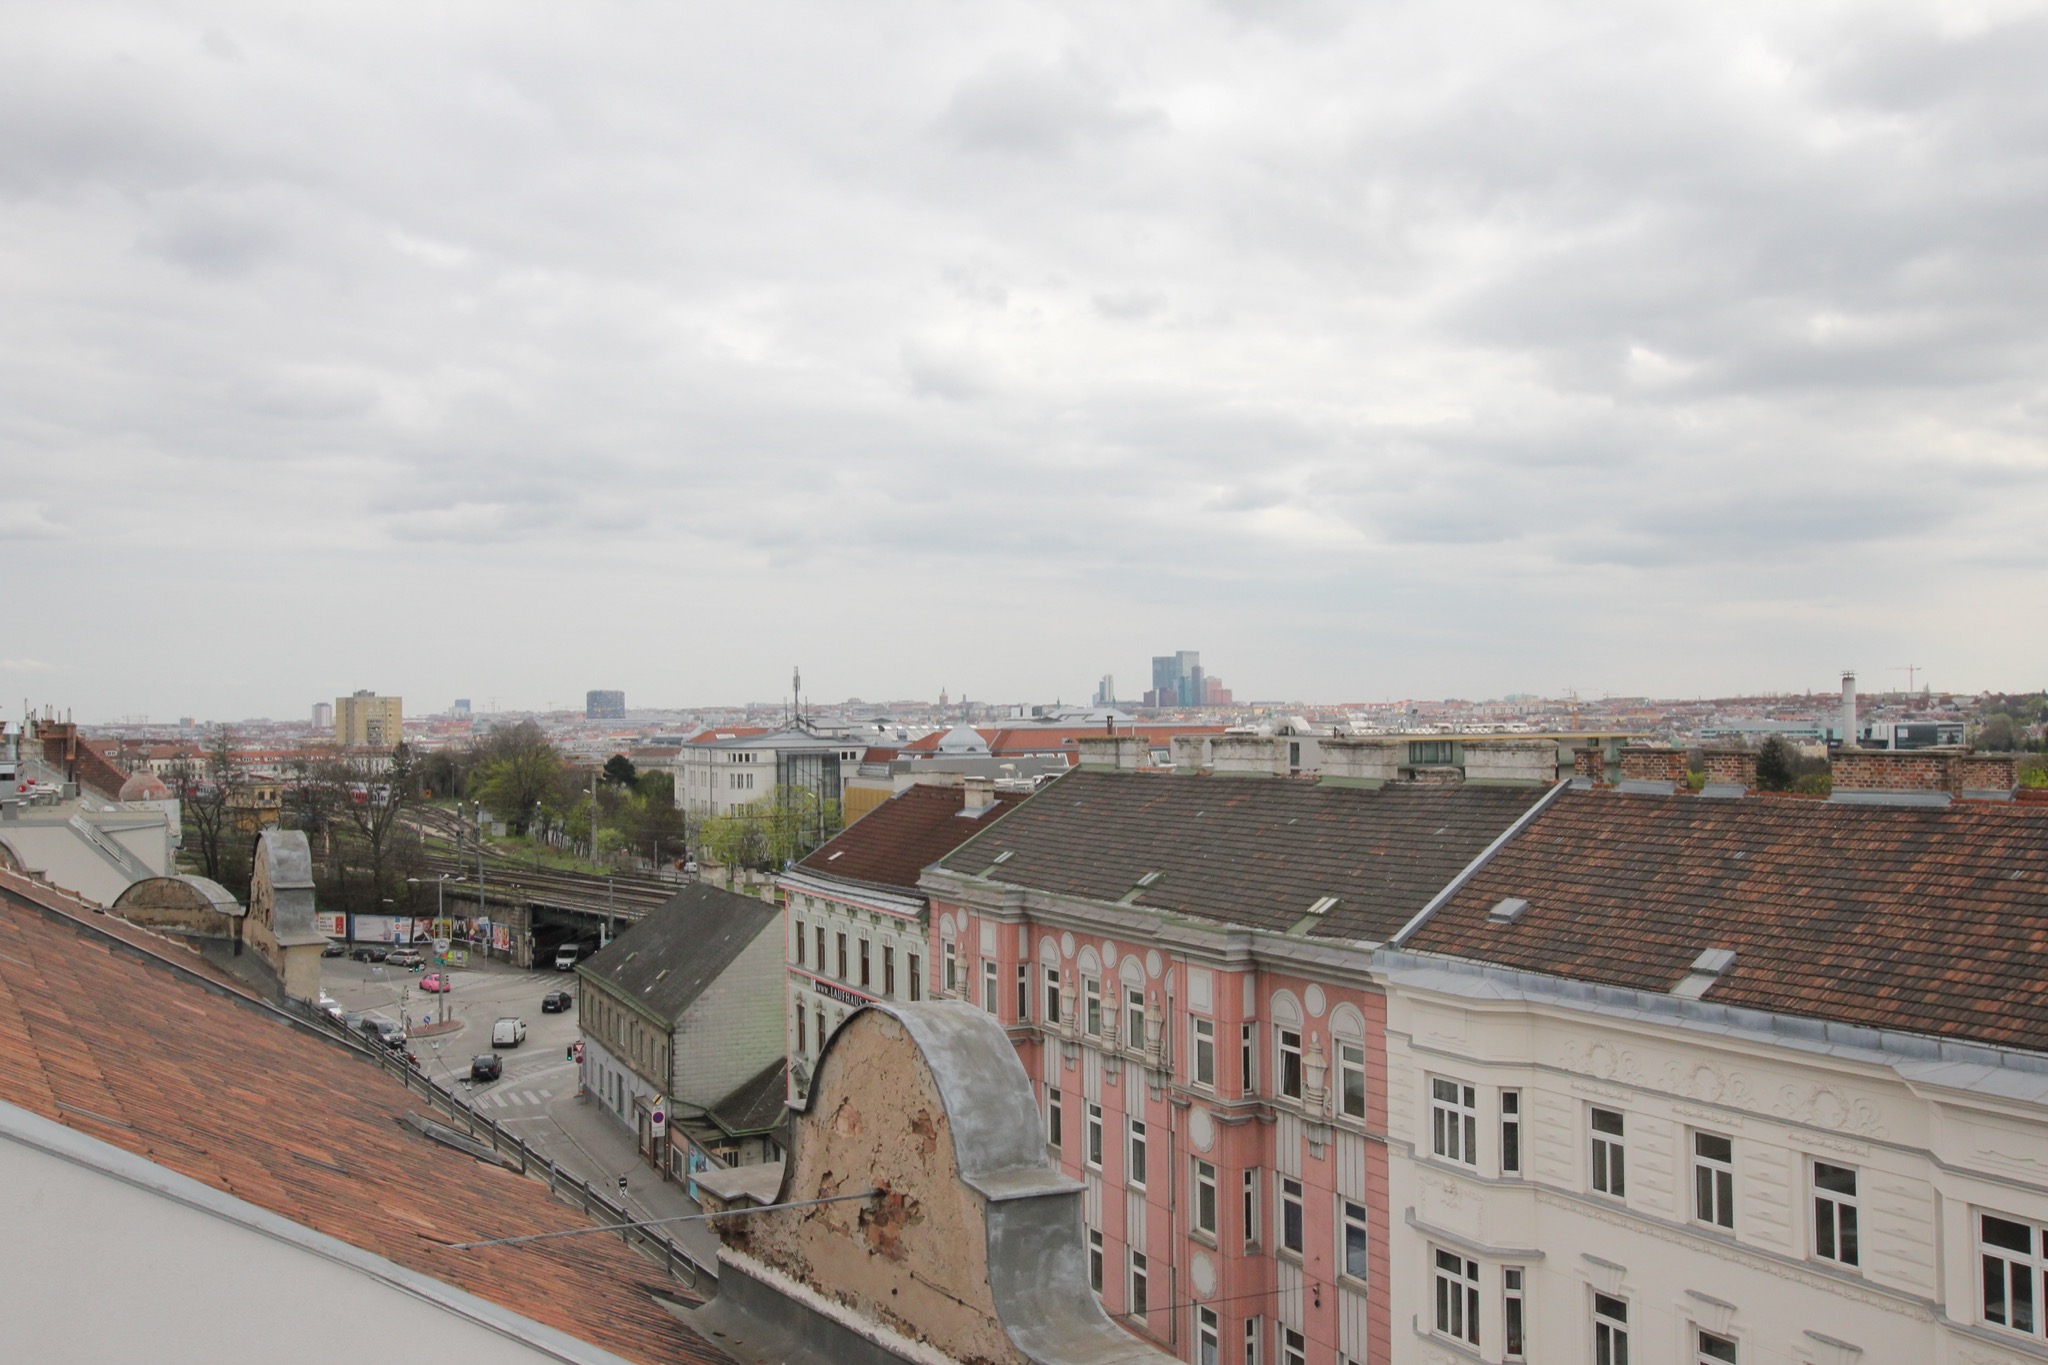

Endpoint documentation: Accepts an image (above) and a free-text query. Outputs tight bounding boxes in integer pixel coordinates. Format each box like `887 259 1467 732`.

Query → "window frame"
1084 975 1103 1036
1500 1089 1522 1176
983 958 1000 1015
1125 986 1146 1051
1433 1247 1480 1347
1043 964 1061 1025
1590 1106 1627 1198
1693 1130 1735 1230
793 919 806 966
883 944 895 998
1128 1249 1149 1318
907 952 922 1001
1241 1023 1257 1096
1278 1028 1304 1100
1088 1227 1103 1292
1812 1159 1860 1268
859 937 872 990
1192 1157 1219 1237
1242 1168 1260 1251
1980 1210 2045 1339
1280 1328 1306 1365
1017 963 1029 1020
1127 1117 1149 1189
1191 1015 1217 1089
1503 1266 1526 1361
1086 1102 1104 1169
1431 1077 1479 1166
1278 1174 1304 1256
1338 1040 1366 1120
1593 1292 1629 1365
1340 1198 1369 1283
1046 1086 1063 1150
1196 1305 1220 1365
1696 1328 1738 1364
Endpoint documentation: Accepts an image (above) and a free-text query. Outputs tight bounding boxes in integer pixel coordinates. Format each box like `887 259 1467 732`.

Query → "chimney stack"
1700 748 1757 798
1619 746 1687 794
1840 671 1857 747
960 776 996 814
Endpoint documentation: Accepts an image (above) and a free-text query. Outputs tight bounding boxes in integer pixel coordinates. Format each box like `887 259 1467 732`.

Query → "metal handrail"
296 1002 711 1288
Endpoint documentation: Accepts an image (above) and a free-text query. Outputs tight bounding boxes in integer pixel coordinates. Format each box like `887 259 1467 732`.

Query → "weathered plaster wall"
738 1009 1027 1365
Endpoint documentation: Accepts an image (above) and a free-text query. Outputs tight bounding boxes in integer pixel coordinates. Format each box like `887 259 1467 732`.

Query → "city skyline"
6 2 2045 718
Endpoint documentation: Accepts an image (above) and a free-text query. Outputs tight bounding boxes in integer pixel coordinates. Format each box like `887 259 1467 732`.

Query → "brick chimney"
960 776 996 814
1829 748 1959 807
1700 749 1757 799
1317 737 1403 786
1619 746 1687 794
1075 736 1149 771
1572 748 1605 786
1957 753 2020 801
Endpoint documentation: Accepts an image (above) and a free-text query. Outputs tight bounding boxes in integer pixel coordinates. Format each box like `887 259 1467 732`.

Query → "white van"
491 1017 527 1049
554 945 579 971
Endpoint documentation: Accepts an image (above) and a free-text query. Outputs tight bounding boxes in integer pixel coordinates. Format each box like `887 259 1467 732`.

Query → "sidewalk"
539 1087 725 1272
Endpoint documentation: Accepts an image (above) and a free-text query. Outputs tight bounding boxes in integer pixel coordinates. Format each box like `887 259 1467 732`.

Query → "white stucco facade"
779 870 928 1102
1383 953 2048 1365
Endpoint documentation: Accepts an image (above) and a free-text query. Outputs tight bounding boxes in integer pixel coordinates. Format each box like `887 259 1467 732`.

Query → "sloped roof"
1404 788 2048 1052
935 769 1547 943
0 884 729 1365
580 882 779 1024
708 1057 790 1139
797 785 1022 893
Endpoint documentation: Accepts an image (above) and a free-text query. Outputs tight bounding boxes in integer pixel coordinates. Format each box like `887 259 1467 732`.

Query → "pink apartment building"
918 762 1556 1365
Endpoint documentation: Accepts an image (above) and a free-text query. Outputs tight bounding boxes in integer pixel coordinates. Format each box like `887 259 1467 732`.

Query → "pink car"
418 973 453 993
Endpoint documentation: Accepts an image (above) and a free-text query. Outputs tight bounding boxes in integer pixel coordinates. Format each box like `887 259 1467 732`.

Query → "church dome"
119 771 171 802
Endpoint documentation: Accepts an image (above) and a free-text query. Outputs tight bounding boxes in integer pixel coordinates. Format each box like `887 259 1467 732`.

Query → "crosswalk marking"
478 1087 551 1109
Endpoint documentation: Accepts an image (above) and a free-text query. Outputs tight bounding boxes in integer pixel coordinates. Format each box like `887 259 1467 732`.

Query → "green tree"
1755 736 1794 792
1976 713 2020 751
470 721 562 835
602 754 637 787
174 726 238 883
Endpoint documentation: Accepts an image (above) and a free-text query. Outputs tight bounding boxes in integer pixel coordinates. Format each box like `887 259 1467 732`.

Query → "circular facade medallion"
1305 984 1327 1019
1191 1251 1218 1299
1188 1106 1216 1152
1060 931 1075 958
1146 949 1163 980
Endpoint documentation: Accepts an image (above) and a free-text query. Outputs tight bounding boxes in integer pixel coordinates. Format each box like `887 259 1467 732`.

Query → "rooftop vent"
1672 948 1737 1000
1306 896 1339 916
1488 896 1530 924
991 850 1015 865
1136 871 1163 889
827 850 845 861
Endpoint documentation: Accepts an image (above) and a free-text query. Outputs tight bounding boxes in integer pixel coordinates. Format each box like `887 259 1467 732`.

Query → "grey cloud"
939 56 1162 158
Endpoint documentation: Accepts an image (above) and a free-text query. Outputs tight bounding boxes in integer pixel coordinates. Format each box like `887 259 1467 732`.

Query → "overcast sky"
6 1 2045 721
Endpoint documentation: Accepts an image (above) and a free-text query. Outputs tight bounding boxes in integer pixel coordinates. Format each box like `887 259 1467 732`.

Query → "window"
1279 1175 1304 1254
1590 1108 1626 1197
1017 963 1029 1020
943 940 957 993
1694 1131 1734 1229
1593 1293 1628 1365
1697 1329 1737 1364
1043 965 1061 1024
983 959 999 1015
1086 1102 1104 1168
836 932 848 981
1411 739 1457 765
1813 1161 1859 1267
814 1007 824 1055
796 1007 806 1054
1432 1078 1478 1165
1192 1016 1216 1088
1341 1199 1369 1281
883 945 896 997
814 925 826 973
1089 1227 1103 1292
1128 1118 1149 1188
1503 1267 1526 1360
908 953 922 1001
1241 1023 1257 1096
1047 1087 1063 1149
1326 1039 1363 1119
1084 976 1102 1035
794 920 806 965
1281 1328 1306 1365
859 938 872 990
1196 1306 1220 1365
1126 987 1146 1050
1434 1250 1479 1346
1501 1090 1522 1175
1982 1212 2045 1338
1193 1159 1218 1236
1278 1029 1304 1100
1243 1317 1261 1365
1129 1250 1149 1317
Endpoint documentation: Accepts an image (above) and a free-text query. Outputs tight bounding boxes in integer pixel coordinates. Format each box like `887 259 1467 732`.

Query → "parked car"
540 989 573 1013
386 948 425 969
553 945 579 971
359 1015 406 1049
491 1017 527 1049
418 972 452 993
469 1054 502 1082
350 945 389 963
316 991 344 1022
321 940 346 958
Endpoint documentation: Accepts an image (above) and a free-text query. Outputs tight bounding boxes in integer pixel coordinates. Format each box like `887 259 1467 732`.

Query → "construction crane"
1893 665 1924 694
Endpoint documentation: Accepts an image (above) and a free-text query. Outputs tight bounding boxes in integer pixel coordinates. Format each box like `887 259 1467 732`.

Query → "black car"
359 1015 406 1049
469 1054 502 1082
541 990 573 1013
350 945 389 963
321 940 345 958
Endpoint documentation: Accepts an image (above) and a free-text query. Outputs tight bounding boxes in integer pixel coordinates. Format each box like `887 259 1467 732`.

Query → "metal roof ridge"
1390 779 1571 948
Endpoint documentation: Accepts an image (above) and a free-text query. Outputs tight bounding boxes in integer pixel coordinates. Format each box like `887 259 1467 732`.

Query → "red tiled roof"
900 726 1226 756
1405 788 2048 1052
0 885 729 1365
797 785 1023 892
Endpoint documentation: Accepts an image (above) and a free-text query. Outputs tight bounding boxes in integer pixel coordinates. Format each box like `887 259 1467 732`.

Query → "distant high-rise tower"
335 690 403 748
586 690 626 720
1094 674 1116 708
1145 651 1224 709
311 702 334 729
451 699 472 720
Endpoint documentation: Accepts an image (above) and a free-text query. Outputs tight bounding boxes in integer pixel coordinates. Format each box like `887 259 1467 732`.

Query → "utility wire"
443 1188 881 1250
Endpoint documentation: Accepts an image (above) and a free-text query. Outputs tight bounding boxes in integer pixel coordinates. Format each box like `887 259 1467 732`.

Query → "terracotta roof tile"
0 886 730 1365
797 784 1022 892
1406 789 2048 1052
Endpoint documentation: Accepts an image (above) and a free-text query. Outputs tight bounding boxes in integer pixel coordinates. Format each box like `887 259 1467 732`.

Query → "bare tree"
173 726 238 882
